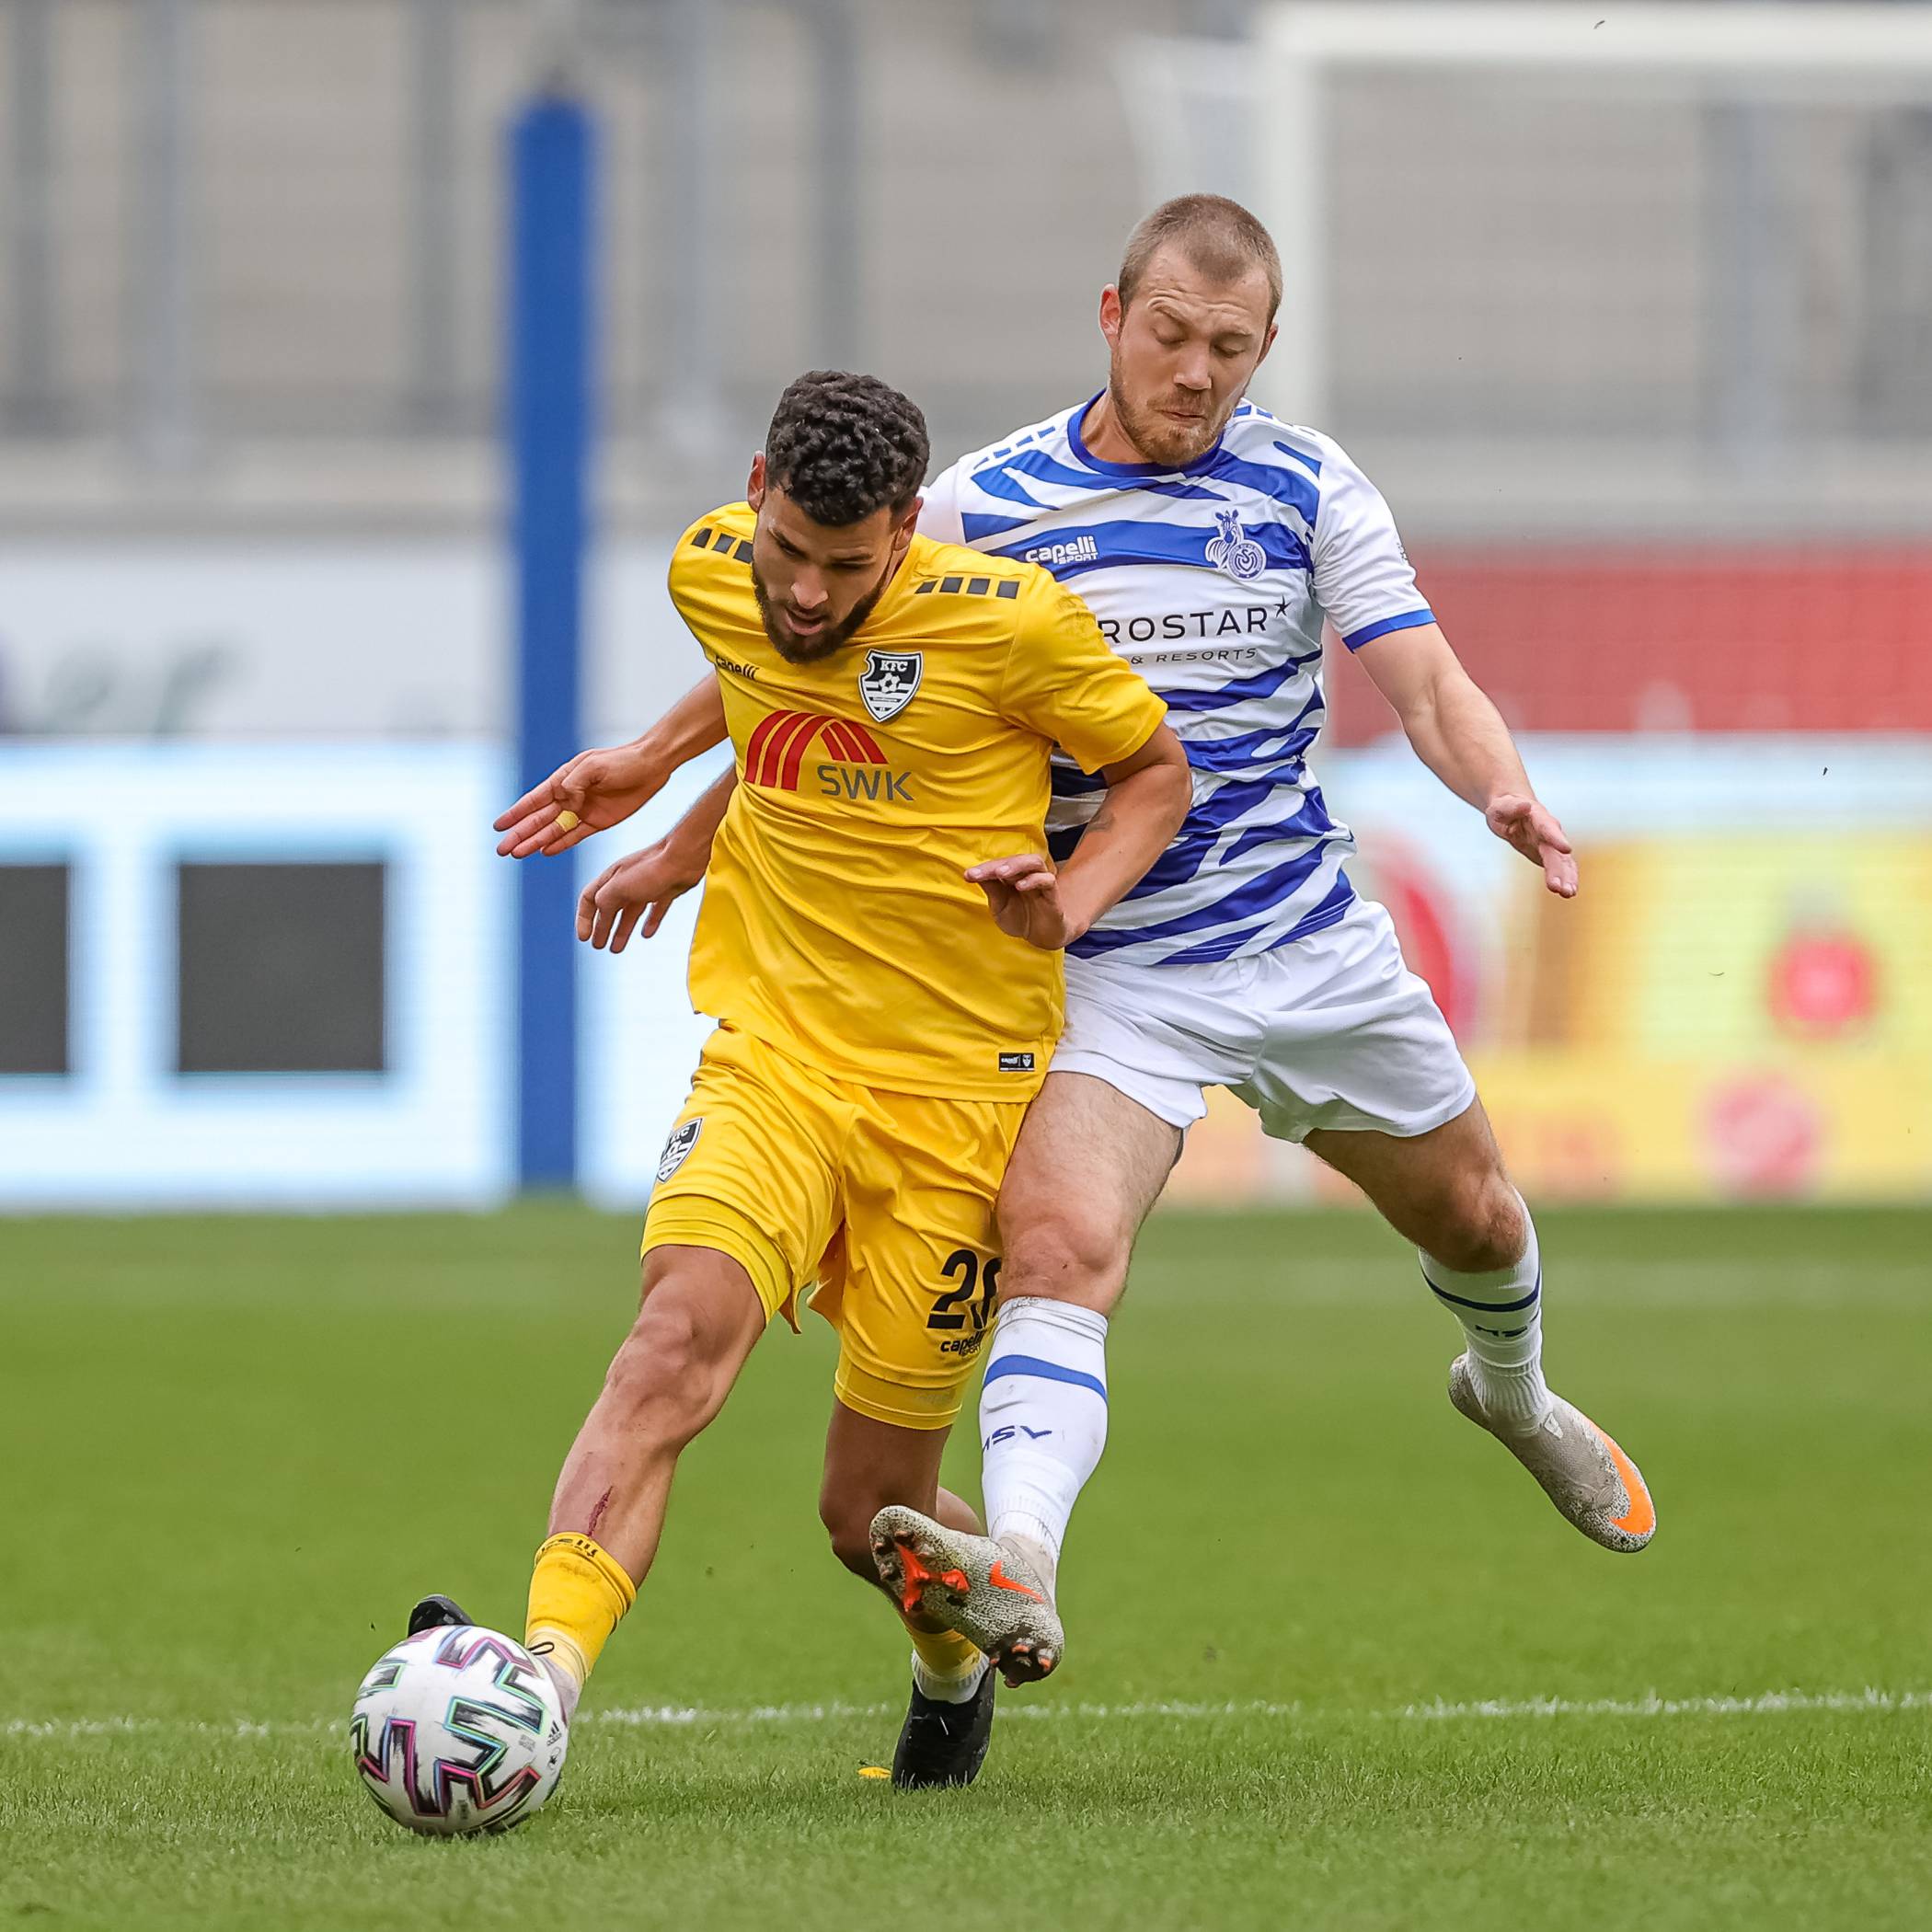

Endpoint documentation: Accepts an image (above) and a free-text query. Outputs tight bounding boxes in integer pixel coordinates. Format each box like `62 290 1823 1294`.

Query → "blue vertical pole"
511 91 594 1190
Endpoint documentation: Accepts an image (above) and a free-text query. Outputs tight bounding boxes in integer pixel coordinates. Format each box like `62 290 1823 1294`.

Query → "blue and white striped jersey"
918 395 1434 968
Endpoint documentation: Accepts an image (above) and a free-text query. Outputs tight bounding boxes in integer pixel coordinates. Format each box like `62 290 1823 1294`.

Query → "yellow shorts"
642 1025 1027 1431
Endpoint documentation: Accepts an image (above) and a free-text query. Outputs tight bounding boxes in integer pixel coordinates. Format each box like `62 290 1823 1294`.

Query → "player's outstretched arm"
494 676 730 859
1354 621 1578 899
578 767 735 952
967 723 1191 950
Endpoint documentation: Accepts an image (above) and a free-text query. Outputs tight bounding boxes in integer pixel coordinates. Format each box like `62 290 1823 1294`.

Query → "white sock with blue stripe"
1420 1196 1552 1433
978 1297 1110 1597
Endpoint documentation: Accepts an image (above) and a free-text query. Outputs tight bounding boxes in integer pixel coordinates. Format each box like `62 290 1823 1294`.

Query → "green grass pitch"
4 1203 1929 1929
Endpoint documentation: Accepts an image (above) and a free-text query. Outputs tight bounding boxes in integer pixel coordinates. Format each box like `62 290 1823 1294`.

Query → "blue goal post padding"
509 91 596 1190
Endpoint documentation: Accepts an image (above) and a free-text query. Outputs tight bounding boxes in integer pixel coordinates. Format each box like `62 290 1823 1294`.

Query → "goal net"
1115 3 1932 532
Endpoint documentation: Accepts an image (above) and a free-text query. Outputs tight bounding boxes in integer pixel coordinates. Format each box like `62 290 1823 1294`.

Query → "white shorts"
1053 896 1477 1143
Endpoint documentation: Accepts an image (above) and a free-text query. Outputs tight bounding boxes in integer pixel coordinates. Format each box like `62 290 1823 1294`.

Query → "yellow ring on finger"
555 809 581 834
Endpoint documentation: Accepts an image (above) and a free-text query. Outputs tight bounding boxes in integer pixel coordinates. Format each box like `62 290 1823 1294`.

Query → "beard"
1106 350 1234 470
752 562 891 664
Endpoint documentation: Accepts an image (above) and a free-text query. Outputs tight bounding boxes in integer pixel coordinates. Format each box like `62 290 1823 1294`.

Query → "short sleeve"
664 513 710 626
916 459 966 546
1310 442 1434 651
666 503 753 645
999 573 1167 774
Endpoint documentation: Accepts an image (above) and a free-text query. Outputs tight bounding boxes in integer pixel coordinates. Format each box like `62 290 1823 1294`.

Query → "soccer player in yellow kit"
419 372 1190 1789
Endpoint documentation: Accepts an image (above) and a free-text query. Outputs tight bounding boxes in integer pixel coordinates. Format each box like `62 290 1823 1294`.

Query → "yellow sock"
904 1617 983 1693
525 1532 638 1693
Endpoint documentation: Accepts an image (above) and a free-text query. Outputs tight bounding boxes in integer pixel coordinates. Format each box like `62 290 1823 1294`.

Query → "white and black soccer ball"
351 1626 569 1836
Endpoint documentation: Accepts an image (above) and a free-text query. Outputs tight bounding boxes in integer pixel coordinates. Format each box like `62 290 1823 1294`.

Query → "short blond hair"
1118 194 1282 322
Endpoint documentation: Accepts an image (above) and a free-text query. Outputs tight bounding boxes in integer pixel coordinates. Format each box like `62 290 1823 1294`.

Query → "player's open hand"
966 854 1079 950
578 841 704 952
495 744 666 859
1486 792 1578 898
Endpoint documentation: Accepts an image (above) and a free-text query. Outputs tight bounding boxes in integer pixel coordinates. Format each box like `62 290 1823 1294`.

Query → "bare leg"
820 1405 1006 1785
547 1244 768 1583
818 1400 963 1593
1307 1099 1656 1549
861 1072 1185 1687
995 1072 1182 1318
932 1487 981 1535
975 1071 1181 1598
1303 1097 1524 1271
820 1404 994 1693
1305 1097 1535 1418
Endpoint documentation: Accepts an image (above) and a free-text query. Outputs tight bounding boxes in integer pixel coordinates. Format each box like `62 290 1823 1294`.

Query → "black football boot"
891 1664 995 1789
405 1593 474 1636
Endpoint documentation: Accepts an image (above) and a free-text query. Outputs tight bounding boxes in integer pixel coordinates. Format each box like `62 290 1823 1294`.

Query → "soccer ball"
351 1626 569 1835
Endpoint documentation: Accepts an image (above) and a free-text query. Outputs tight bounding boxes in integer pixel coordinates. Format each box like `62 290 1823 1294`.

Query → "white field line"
1398 1687 1932 1721
7 1686 1929 1743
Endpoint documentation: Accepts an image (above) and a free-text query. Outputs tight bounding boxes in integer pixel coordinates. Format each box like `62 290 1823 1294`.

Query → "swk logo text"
745 709 914 802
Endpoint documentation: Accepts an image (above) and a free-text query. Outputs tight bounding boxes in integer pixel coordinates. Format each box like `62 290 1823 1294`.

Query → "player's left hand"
1486 792 1578 898
578 841 705 952
965 854 1081 950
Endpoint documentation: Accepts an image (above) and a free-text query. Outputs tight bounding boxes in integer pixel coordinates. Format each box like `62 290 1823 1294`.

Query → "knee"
997 1196 1130 1309
600 1298 722 1451
1423 1175 1526 1275
818 1490 884 1583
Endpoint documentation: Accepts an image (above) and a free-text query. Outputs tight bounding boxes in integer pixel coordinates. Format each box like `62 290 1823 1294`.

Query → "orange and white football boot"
868 1505 1065 1686
1449 1354 1656 1552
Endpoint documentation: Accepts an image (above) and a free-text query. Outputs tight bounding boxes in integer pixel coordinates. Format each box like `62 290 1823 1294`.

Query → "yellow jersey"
669 500 1167 1100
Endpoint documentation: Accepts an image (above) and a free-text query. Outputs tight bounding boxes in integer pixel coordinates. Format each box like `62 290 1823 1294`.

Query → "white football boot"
869 1505 1065 1686
1448 1354 1657 1552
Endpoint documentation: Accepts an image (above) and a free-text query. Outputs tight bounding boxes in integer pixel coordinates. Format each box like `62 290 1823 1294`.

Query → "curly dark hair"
763 371 930 528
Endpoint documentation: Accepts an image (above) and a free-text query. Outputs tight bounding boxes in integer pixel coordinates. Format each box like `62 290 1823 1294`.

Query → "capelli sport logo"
745 709 914 803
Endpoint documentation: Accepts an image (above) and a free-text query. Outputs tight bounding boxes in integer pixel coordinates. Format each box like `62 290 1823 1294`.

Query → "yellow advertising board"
1166 813 1932 1206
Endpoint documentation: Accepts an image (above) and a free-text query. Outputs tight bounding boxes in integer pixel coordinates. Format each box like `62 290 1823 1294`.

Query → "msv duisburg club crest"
1204 507 1268 582
858 650 923 724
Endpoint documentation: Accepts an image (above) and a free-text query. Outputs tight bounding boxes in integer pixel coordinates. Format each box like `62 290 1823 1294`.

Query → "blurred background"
3 0 1930 1213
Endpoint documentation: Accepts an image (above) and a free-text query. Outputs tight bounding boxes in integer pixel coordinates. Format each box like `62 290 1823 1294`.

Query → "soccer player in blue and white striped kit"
499 194 1655 1733
874 194 1655 1685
